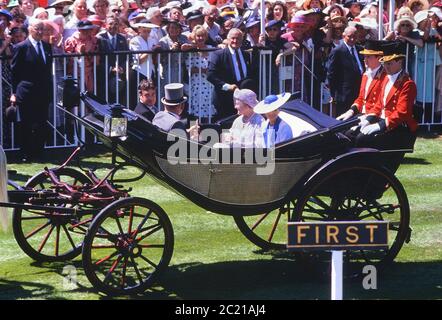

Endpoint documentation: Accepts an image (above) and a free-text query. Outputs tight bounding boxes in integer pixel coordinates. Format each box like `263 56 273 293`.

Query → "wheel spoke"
268 209 283 243
103 254 123 285
38 225 55 253
250 212 271 231
55 225 60 256
135 224 162 243
138 253 157 269
132 209 153 238
62 225 77 250
129 256 143 284
25 221 51 239
95 250 119 266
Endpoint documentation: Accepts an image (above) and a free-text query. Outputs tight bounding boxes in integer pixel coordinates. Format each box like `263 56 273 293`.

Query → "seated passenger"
222 89 265 147
153 83 199 138
254 93 317 148
134 79 158 121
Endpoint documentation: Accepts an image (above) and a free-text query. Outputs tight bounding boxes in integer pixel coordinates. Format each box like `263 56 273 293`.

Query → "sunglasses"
400 24 412 27
112 9 122 13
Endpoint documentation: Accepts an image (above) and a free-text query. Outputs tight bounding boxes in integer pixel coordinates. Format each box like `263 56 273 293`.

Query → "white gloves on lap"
361 123 381 135
336 109 354 121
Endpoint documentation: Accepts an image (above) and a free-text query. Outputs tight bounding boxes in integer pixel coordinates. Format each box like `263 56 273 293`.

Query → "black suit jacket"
207 47 252 118
11 38 53 120
326 42 364 104
97 32 130 70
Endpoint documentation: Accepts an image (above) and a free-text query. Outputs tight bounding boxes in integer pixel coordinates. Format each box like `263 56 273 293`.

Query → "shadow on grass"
401 157 432 165
0 279 62 300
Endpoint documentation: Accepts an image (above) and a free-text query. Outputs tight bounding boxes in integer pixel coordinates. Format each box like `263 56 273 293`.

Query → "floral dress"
185 50 216 119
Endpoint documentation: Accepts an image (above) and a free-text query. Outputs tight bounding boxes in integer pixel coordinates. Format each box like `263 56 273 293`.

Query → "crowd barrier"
1 43 440 151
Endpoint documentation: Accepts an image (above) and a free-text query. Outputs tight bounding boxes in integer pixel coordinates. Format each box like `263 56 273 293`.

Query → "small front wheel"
82 197 174 295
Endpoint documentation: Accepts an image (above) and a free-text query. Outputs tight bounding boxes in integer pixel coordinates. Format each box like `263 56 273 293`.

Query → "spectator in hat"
303 0 325 11
343 0 363 21
254 93 317 147
134 78 158 121
326 25 364 116
184 9 204 37
47 0 73 17
221 88 264 147
9 25 27 43
407 0 428 16
32 7 48 19
88 14 105 35
64 19 100 93
244 16 262 48
65 0 88 29
208 28 253 119
129 20 157 104
185 25 217 122
168 5 184 23
203 5 222 45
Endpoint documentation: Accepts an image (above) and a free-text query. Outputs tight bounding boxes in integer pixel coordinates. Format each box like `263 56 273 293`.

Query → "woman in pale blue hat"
254 93 317 147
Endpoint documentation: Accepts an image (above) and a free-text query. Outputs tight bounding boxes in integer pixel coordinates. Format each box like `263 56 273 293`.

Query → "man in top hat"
153 83 199 138
356 41 418 152
254 93 317 147
337 39 386 121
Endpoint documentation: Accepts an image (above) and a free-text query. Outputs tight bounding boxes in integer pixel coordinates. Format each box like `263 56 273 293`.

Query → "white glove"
336 109 354 121
358 115 370 129
361 123 381 135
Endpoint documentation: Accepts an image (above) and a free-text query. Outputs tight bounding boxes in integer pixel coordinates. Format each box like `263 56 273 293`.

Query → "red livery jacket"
352 67 386 114
371 71 418 133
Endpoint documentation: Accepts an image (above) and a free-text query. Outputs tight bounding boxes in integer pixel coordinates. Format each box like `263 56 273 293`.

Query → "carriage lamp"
59 76 80 108
104 104 127 138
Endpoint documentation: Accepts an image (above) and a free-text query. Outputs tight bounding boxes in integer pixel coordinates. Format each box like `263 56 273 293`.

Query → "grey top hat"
161 83 188 106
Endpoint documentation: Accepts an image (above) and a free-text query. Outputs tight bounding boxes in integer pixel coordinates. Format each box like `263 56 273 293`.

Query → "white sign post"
331 250 343 300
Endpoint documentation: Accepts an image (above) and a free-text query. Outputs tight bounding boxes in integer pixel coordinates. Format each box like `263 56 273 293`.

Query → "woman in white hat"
222 88 265 147
254 93 316 147
129 19 158 81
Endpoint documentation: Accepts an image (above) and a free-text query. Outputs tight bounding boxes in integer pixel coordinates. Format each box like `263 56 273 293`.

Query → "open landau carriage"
1 84 414 296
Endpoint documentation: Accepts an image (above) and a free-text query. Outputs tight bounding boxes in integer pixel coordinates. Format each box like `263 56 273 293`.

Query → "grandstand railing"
1 43 440 151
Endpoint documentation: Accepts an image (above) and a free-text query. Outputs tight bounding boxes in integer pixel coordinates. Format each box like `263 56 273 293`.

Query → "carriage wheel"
292 165 410 267
82 197 174 295
12 167 93 262
233 201 295 251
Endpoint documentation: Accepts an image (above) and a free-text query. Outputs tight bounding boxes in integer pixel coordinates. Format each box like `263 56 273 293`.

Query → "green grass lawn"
1 135 441 300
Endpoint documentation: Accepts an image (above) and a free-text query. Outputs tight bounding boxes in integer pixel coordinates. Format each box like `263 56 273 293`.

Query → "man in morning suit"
10 18 53 162
327 26 364 116
208 28 253 120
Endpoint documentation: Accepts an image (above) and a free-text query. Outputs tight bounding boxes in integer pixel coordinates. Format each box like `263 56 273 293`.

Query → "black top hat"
379 41 407 62
359 39 387 55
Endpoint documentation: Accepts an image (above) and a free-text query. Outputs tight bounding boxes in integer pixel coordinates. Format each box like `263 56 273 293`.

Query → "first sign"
287 221 389 251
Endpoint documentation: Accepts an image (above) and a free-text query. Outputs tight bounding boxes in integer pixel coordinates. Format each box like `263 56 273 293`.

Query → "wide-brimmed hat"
254 93 291 114
343 0 364 9
265 19 284 30
322 4 349 16
359 40 385 55
233 89 259 108
330 15 348 25
430 6 442 19
245 17 260 29
77 19 99 30
349 17 378 30
414 10 430 24
379 41 407 63
133 20 158 29
287 16 308 29
161 83 188 106
393 16 417 31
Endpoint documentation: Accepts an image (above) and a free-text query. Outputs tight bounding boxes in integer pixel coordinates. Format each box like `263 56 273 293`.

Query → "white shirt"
362 65 381 113
382 69 402 118
203 21 221 42
229 113 264 147
129 35 156 78
29 35 46 64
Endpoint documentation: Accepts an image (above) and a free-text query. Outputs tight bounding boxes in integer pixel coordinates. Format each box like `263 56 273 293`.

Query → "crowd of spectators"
1 0 442 150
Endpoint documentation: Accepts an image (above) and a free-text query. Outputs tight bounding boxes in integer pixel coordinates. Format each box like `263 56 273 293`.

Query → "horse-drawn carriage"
0 89 413 295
